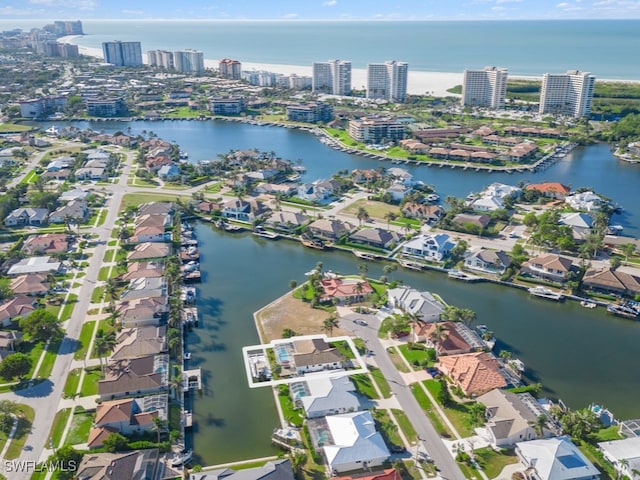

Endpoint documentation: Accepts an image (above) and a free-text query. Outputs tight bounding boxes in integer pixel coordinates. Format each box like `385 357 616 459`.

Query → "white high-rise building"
539 70 596 117
174 49 205 74
366 61 408 103
147 50 174 69
102 41 142 67
312 60 351 95
461 66 508 109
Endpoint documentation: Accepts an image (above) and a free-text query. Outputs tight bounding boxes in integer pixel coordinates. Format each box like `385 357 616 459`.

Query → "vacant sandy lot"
255 291 350 343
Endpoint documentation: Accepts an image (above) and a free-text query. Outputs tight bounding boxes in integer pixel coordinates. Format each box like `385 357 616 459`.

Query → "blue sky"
1 0 640 20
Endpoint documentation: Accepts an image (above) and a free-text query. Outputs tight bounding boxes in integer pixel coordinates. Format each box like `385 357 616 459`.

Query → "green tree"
530 414 549 437
621 243 637 264
19 309 61 342
94 329 117 373
384 211 397 229
356 206 370 226
0 353 32 380
288 279 297 290
153 416 166 444
322 315 339 336
48 445 83 480
103 432 129 452
0 278 12 302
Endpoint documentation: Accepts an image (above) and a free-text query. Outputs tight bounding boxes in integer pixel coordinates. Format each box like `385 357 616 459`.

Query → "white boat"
448 270 470 280
528 286 564 301
171 450 193 467
353 250 377 260
253 228 279 240
292 165 306 172
580 300 597 309
184 352 192 360
426 193 440 203
510 359 526 372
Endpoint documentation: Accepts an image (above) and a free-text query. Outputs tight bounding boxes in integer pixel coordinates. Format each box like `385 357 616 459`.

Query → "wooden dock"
183 368 202 392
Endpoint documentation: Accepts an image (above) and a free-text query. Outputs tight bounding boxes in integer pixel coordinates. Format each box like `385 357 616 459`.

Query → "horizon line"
6 17 640 22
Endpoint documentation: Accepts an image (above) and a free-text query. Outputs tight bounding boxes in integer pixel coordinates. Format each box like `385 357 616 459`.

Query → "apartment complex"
219 58 242 80
147 50 174 69
462 66 508 109
286 102 334 123
174 49 205 74
348 116 405 144
312 60 352 95
102 41 143 67
366 61 408 103
539 70 596 117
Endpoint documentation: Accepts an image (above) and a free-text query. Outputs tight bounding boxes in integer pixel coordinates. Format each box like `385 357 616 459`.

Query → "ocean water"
4 19 640 78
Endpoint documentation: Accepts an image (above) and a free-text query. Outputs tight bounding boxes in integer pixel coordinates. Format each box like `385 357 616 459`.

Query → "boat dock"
183 368 203 392
447 270 484 282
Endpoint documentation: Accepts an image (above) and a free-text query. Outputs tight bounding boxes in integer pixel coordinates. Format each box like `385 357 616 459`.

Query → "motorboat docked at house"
398 259 424 271
448 270 482 282
252 226 280 240
528 286 564 301
184 352 192 360
426 193 440 203
607 303 639 319
352 250 379 261
300 238 326 250
170 449 193 467
292 165 306 173
580 300 597 309
476 324 496 350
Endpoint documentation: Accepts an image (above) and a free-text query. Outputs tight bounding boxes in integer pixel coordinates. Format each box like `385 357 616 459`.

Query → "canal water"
46 120 640 463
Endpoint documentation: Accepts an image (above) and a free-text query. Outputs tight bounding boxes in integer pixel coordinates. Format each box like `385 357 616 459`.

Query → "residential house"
385 182 411 202
137 202 175 217
145 156 173 173
525 182 571 200
565 191 605 212
110 325 167 361
291 374 360 418
5 208 49 227
402 203 444 223
0 331 22 361
7 256 61 276
292 338 343 375
46 156 73 171
386 167 413 185
582 267 640 297
320 277 373 304
402 233 456 262
308 219 356 240
134 213 172 230
117 297 168 328
319 411 390 474
131 225 168 244
437 352 507 397
387 287 444 322
478 389 558 447
158 164 180 181
9 273 49 295
516 436 600 480
521 254 574 283
332 469 401 480
349 228 400 250
127 242 171 261
253 183 297 196
49 200 88 224
351 169 382 185
120 261 164 281
120 277 167 302
98 354 169 400
464 248 512 276
59 188 90 203
88 395 167 448
598 437 640 480
190 459 295 480
221 198 267 222
74 167 105 181
469 195 504 212
413 321 485 355
559 212 594 242
75 449 160 480
297 181 335 203
40 169 72 181
0 296 35 327
22 233 69 255
452 213 491 229
264 211 310 232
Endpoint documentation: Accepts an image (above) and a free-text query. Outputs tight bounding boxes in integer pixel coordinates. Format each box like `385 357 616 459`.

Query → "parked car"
390 445 407 453
353 319 368 326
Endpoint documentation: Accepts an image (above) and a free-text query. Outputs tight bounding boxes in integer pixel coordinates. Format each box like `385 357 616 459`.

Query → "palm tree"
429 323 447 355
322 315 339 336
405 311 423 342
621 243 636 264
358 263 368 279
384 211 397 230
530 414 549 438
383 264 397 281
152 416 166 444
94 329 117 373
356 206 370 226
459 308 477 326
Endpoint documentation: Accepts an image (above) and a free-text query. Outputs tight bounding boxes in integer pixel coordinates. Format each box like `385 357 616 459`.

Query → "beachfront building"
348 116 405 144
539 70 596 117
147 50 174 69
462 66 508 109
366 61 408 103
102 40 143 67
312 60 352 95
174 49 204 74
219 58 242 80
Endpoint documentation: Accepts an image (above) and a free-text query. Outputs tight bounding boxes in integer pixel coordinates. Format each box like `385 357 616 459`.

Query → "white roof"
560 212 593 229
517 436 600 480
388 287 444 319
471 195 504 210
323 411 390 468
485 183 521 198
598 437 640 461
7 256 61 275
300 375 359 416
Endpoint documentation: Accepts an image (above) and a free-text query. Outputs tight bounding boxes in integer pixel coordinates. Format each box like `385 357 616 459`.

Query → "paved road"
341 313 466 480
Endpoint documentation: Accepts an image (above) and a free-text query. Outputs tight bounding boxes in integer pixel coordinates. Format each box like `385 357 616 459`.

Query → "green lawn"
424 379 477 437
370 367 393 399
36 338 62 380
80 367 102 397
63 369 82 398
97 266 116 281
102 249 115 263
351 373 380 400
392 408 418 444
5 404 35 460
373 409 403 447
578 440 615 480
410 384 453 438
387 347 411 373
340 199 402 221
19 169 39 185
60 294 78 321
120 192 189 211
277 386 304 427
74 321 96 360
90 286 104 304
474 447 519 479
398 344 436 370
64 411 94 446
48 408 73 449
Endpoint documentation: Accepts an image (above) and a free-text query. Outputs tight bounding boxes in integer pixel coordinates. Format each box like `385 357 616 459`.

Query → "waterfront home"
452 213 491 229
9 273 49 296
195 200 220 214
0 296 35 327
75 449 160 480
510 142 538 162
120 277 167 302
134 213 173 229
437 352 507 397
7 256 61 276
412 321 484 355
516 436 600 480
253 182 298 196
221 197 268 222
145 156 173 173
351 169 382 185
559 212 594 242
478 389 558 447
402 233 455 262
4 207 49 227
464 248 512 276
565 191 605 212
320 277 374 304
157 163 180 181
297 181 335 203
137 202 175 217
315 411 390 474
117 297 168 328
88 394 167 449
385 182 411 202
402 203 444 223
59 188 90 203
387 287 444 322
110 325 167 361
469 195 505 212
98 354 169 400
264 211 310 232
597 437 640 480
130 225 168 244
49 200 88 224
120 261 164 281
127 242 171 261
349 227 400 250
386 167 413 185
525 182 571 200
191 459 295 480
291 374 360 418
520 253 574 283
582 267 640 297
292 338 343 375
307 219 356 240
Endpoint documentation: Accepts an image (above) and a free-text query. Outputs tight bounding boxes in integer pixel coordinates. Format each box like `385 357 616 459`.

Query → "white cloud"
0 6 44 15
29 0 97 10
283 13 299 18
322 0 338 6
496 0 522 3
